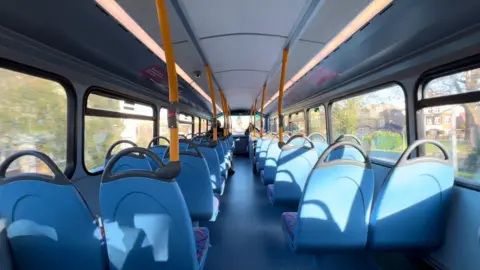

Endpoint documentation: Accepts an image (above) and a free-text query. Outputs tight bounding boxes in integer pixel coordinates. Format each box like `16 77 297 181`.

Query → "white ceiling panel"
225 88 259 109
216 70 269 90
201 35 285 72
118 0 189 45
266 70 281 98
300 0 370 43
180 0 309 38
170 42 204 77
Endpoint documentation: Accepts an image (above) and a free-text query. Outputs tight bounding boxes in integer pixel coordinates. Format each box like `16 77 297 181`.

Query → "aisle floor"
202 157 318 270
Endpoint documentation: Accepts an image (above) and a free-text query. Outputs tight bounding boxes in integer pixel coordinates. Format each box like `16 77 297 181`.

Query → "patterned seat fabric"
194 227 210 266
267 184 275 203
282 212 297 247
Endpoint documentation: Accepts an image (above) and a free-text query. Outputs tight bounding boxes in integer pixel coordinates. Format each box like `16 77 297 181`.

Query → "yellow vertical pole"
206 65 217 142
220 90 228 137
278 49 289 144
260 84 267 137
155 0 179 161
253 98 257 129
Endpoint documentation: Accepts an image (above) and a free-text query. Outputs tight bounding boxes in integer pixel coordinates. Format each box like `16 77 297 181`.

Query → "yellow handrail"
206 65 217 142
278 49 289 144
155 0 179 161
219 90 228 137
260 84 266 137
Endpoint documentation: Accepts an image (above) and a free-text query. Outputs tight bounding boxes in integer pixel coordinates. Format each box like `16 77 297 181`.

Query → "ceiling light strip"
95 0 222 112
263 0 393 109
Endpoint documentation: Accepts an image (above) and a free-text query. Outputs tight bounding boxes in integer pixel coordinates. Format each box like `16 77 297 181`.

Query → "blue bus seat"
254 138 265 172
267 135 318 206
100 147 209 270
308 133 328 157
180 139 193 151
215 142 229 179
148 136 170 169
165 145 219 222
104 140 152 173
368 140 454 250
262 135 290 185
197 143 225 195
328 134 364 161
256 135 277 173
281 141 374 253
0 150 106 270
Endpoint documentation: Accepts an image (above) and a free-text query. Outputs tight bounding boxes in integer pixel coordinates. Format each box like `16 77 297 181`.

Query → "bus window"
0 67 68 175
218 115 225 129
255 114 262 131
84 92 154 172
207 120 211 131
420 68 480 182
194 117 200 134
283 115 289 132
178 113 193 137
232 115 250 135
269 118 276 133
201 119 207 133
290 111 305 134
309 106 327 139
331 84 406 162
159 108 169 143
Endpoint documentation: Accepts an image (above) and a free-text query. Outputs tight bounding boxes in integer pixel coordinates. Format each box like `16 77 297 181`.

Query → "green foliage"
331 97 361 135
372 131 404 151
0 69 126 171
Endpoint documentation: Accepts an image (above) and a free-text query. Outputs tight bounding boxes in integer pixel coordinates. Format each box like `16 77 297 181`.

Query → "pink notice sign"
307 66 339 87
141 65 168 85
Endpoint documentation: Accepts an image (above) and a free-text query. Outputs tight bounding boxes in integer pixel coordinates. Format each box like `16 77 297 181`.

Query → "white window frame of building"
444 116 451 124
434 116 441 124
427 108 432 113
426 117 433 125
433 107 441 113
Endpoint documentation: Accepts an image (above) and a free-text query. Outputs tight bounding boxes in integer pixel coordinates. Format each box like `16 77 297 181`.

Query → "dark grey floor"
201 157 434 270
202 157 318 270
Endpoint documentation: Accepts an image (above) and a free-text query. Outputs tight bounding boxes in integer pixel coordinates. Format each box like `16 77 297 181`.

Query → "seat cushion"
194 227 210 267
282 212 297 248
267 184 275 204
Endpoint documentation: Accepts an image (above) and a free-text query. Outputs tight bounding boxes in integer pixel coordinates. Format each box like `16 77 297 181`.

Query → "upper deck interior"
1 1 480 270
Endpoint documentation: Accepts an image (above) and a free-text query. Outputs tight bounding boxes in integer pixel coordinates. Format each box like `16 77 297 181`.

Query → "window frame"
416 57 480 191
307 105 327 140
289 110 306 135
82 87 157 175
328 82 409 166
178 112 194 137
0 58 77 178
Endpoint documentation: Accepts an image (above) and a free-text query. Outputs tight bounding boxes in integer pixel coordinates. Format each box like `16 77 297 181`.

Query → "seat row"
0 134 234 270
250 133 454 268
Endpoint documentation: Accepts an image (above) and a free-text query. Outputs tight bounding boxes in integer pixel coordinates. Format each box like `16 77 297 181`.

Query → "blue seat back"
254 138 264 163
179 139 192 151
165 146 215 221
100 147 199 269
257 138 273 170
262 135 290 185
248 137 255 166
147 136 170 169
273 136 318 205
294 142 374 252
368 140 454 250
149 146 168 169
216 142 228 178
198 144 224 194
0 151 105 270
328 134 365 161
105 140 152 173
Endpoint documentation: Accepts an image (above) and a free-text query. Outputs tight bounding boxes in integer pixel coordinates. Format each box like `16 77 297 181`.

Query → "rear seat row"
251 133 454 268
0 134 234 270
